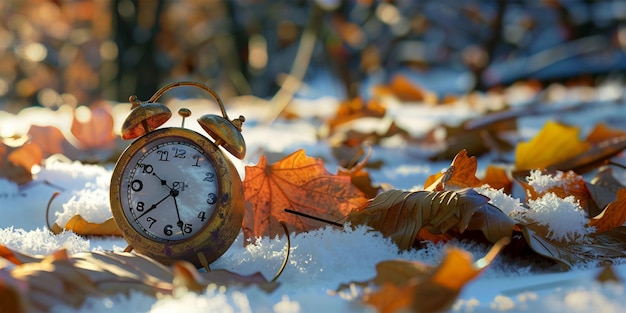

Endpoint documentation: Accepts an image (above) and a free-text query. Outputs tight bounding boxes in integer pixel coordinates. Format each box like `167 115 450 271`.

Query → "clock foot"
197 252 211 272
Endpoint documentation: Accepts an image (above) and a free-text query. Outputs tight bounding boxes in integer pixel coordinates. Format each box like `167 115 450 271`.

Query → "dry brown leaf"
70 104 116 151
27 125 80 159
425 149 481 191
50 216 121 236
515 169 591 208
243 149 368 242
515 120 589 170
346 188 490 250
589 188 626 233
326 97 386 132
481 165 512 194
518 224 626 270
341 239 509 313
0 142 42 184
466 203 517 243
585 123 626 144
337 144 382 198
372 74 437 104
0 246 278 312
586 166 624 217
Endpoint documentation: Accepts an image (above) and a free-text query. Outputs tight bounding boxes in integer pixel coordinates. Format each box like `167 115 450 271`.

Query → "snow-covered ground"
1 79 626 312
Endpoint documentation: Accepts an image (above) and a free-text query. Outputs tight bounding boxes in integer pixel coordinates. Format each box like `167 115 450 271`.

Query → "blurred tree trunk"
473 0 506 90
113 0 164 102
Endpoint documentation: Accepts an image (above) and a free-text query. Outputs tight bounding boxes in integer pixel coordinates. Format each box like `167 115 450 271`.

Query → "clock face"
119 136 219 242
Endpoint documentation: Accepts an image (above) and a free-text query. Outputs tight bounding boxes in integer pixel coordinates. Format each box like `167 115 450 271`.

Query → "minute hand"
134 192 171 221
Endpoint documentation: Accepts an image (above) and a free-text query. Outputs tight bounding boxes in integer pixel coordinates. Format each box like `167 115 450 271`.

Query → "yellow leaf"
515 121 589 170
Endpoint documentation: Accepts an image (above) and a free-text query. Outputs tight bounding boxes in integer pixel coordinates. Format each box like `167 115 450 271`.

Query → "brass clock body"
110 127 244 267
109 81 246 268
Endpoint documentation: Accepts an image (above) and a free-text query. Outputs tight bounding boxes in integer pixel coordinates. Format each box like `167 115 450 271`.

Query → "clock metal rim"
110 127 244 267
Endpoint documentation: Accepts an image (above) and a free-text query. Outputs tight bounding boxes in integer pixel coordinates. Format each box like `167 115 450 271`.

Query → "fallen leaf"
425 149 481 191
346 188 490 250
49 216 121 237
589 188 626 233
0 142 42 184
515 169 591 208
337 144 382 198
547 134 626 174
0 246 278 312
586 166 623 217
27 125 80 159
515 121 589 170
517 224 626 270
481 165 512 194
243 149 368 242
466 203 517 243
326 97 386 132
585 123 626 144
337 238 509 313
372 74 437 104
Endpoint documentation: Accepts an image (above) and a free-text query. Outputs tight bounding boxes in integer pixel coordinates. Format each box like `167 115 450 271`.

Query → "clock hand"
134 192 171 221
171 190 185 236
152 172 173 190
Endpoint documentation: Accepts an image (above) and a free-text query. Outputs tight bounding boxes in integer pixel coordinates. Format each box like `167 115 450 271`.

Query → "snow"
2 84 626 312
474 185 525 216
524 193 595 242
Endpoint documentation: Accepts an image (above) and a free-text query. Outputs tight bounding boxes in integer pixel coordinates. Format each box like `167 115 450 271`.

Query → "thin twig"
271 221 291 282
45 192 60 233
284 208 344 227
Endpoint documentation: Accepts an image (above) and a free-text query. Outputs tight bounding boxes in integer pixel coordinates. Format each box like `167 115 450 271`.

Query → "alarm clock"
110 81 246 269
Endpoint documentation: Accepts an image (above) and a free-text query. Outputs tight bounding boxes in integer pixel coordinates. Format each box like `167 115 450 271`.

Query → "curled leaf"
347 188 490 250
589 188 626 233
339 239 509 313
0 246 278 312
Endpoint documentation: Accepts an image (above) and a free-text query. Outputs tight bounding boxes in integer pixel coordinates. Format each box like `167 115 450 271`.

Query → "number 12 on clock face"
122 138 220 242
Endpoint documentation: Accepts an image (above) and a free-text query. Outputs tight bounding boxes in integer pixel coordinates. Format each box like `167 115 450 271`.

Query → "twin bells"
120 81 246 159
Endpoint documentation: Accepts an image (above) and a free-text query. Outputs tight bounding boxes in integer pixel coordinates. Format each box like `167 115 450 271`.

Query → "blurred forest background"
0 0 625 113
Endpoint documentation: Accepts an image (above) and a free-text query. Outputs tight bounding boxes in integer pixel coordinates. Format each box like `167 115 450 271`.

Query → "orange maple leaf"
242 149 369 242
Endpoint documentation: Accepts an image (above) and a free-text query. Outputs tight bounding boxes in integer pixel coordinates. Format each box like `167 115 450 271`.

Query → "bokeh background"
1 0 625 113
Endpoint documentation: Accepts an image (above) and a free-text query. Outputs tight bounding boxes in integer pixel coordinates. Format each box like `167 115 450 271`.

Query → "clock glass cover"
119 136 219 242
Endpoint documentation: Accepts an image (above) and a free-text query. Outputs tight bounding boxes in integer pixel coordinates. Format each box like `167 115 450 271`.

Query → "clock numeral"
139 163 153 174
203 172 215 182
163 224 173 236
198 211 206 222
206 193 217 205
146 217 157 228
135 201 145 212
157 150 169 161
172 147 186 159
131 180 143 192
192 155 202 167
184 223 193 234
